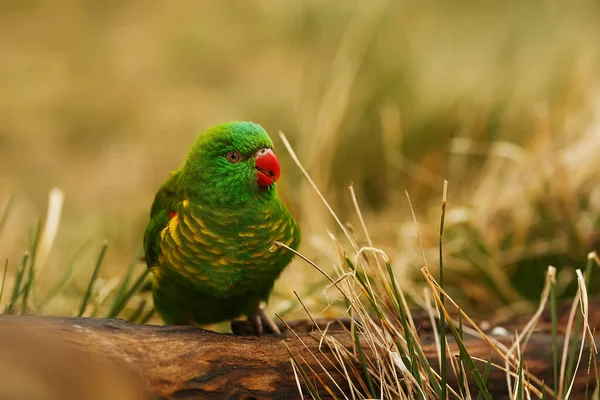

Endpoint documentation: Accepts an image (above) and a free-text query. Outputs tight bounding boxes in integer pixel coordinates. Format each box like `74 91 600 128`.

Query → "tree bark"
0 300 598 400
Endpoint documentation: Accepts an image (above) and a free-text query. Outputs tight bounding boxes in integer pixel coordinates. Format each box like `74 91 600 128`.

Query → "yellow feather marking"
177 245 195 259
150 266 164 280
287 224 296 235
196 217 206 228
193 233 210 246
182 215 199 233
188 242 206 255
211 209 232 218
271 221 281 232
190 273 210 282
171 249 188 265
205 246 223 255
217 256 232 266
171 253 190 270
165 252 181 269
182 263 207 280
182 200 190 208
200 227 220 239
168 214 179 231
160 227 168 240
178 223 195 242
170 225 184 247
250 250 266 258
238 231 255 238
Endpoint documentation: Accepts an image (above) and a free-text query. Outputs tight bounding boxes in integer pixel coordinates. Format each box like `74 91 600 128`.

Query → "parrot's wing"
144 171 182 268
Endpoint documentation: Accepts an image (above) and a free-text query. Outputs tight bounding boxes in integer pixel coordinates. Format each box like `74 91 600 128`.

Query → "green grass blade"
384 262 416 363
350 256 438 397
584 347 593 400
516 354 523 400
349 255 440 398
541 383 547 400
354 326 377 398
38 239 93 310
138 307 156 324
77 241 108 317
20 221 41 313
550 273 559 397
105 247 143 318
0 259 8 307
384 261 424 381
396 316 443 397
477 352 494 400
0 193 13 240
7 253 29 314
441 303 492 400
439 181 448 400
105 268 150 318
458 308 466 397
128 299 147 323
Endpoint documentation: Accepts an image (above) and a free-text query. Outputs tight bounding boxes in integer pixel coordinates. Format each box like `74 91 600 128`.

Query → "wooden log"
0 300 598 400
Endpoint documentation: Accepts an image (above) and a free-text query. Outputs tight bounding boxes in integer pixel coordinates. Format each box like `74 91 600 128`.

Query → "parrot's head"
180 121 282 205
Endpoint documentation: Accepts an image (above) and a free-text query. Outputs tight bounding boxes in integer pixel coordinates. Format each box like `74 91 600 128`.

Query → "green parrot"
143 121 300 334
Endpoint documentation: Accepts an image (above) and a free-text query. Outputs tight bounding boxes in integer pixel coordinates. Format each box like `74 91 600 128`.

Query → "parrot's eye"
225 151 241 163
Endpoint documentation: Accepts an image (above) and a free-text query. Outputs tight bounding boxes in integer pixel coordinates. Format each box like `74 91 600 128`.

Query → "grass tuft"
280 133 598 399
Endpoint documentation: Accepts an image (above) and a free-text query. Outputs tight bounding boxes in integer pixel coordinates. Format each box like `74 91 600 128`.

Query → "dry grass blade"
36 187 64 275
564 270 596 399
290 356 306 400
279 316 349 398
279 131 358 252
558 293 580 399
507 267 556 360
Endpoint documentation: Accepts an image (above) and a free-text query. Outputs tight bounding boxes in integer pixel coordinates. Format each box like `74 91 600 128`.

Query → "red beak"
255 148 280 186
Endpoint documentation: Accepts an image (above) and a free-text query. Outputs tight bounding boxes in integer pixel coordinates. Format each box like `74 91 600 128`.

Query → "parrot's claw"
248 311 264 335
257 308 281 335
230 306 282 336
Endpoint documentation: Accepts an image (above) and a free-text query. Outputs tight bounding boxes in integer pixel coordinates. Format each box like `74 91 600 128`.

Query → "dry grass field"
0 0 599 330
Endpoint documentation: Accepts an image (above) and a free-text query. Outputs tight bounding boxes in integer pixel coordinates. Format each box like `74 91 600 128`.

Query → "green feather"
144 121 300 326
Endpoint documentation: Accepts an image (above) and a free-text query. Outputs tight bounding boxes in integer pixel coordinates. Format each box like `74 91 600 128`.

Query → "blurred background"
1 0 599 322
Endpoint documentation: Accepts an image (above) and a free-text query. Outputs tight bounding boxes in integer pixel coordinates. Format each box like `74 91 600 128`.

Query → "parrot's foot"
250 307 281 335
231 306 282 336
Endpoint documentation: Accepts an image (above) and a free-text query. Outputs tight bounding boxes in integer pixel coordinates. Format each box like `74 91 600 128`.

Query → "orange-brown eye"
226 151 241 163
